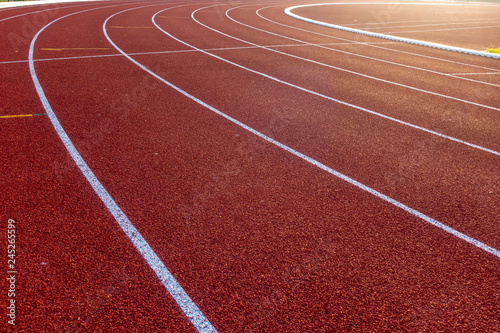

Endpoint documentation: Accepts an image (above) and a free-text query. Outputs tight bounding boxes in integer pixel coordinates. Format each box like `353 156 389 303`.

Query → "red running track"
1 1 499 332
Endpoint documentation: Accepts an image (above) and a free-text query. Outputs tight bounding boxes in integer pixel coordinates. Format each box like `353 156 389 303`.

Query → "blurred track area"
1 1 499 332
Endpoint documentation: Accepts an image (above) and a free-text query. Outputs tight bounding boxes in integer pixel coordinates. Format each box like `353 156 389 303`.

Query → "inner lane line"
256 6 500 75
362 20 500 31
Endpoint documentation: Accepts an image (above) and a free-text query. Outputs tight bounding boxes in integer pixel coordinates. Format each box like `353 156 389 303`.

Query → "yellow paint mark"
40 48 111 51
0 113 46 119
485 47 500 54
108 26 154 29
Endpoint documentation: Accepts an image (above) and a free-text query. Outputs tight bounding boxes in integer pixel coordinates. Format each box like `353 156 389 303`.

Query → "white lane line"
171 4 500 156
0 42 395 65
284 3 500 60
344 18 500 27
104 6 218 333
453 72 500 76
256 6 500 76
388 24 500 34
28 3 217 333
365 20 500 31
0 3 84 23
226 5 500 90
106 7 500 260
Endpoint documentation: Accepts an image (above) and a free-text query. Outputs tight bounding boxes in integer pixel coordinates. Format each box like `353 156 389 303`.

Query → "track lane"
1 115 198 332
37 2 495 330
228 5 500 89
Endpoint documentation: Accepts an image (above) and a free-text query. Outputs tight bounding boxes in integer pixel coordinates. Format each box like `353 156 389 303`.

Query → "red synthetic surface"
1 1 499 332
292 2 500 50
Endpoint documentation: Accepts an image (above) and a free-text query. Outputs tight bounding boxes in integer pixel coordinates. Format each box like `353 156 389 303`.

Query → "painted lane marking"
28 3 216 333
227 5 500 89
177 5 500 156
363 20 500 31
156 15 189 18
343 17 500 27
387 24 500 34
254 6 500 87
453 72 500 76
40 47 111 51
0 113 46 119
284 3 500 60
105 7 500 260
256 6 500 74
104 6 218 333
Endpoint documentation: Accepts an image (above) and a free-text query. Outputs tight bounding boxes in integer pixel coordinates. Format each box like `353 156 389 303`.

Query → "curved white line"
227 5 500 92
387 24 500 34
180 4 500 156
133 7 500 260
28 3 216 332
256 6 500 75
249 5 500 88
103 4 217 333
0 3 83 23
284 3 500 60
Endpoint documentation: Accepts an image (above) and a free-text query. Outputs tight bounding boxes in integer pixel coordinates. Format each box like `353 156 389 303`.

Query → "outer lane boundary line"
28 2 217 333
101 5 500 260
454 72 500 75
103 5 217 333
0 41 398 65
182 4 500 156
284 3 500 60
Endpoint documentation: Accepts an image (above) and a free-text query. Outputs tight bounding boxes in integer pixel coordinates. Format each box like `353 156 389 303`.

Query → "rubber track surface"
1 1 499 332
